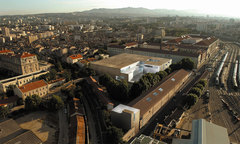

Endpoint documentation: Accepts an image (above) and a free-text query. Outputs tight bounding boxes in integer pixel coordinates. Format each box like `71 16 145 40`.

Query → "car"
206 90 210 97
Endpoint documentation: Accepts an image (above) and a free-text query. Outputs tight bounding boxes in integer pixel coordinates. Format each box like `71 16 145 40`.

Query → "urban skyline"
0 0 240 18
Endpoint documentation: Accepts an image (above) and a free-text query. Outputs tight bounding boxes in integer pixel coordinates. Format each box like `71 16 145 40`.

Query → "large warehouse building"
90 53 172 82
111 69 191 141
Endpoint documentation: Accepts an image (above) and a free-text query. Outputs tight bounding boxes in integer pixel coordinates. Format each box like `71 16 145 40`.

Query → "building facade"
0 70 48 93
91 53 172 82
0 52 40 75
14 80 48 100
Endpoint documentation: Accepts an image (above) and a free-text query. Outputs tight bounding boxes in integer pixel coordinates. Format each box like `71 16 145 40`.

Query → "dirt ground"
15 111 58 144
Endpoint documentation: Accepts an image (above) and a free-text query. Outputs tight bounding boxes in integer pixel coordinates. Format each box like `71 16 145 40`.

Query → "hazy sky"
0 0 239 17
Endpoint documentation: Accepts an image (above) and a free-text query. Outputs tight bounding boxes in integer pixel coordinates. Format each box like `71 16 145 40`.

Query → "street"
58 109 69 144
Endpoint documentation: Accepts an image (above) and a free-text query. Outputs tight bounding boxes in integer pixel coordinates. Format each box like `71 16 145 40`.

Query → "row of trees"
129 71 169 99
185 79 207 107
170 58 195 72
25 94 64 112
99 74 129 102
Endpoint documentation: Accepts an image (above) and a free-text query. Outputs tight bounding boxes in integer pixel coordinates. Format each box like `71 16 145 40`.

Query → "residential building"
0 119 42 144
66 54 83 64
0 49 14 55
0 70 48 92
91 53 172 82
14 80 48 100
172 119 230 144
0 52 40 75
28 35 38 44
2 27 10 36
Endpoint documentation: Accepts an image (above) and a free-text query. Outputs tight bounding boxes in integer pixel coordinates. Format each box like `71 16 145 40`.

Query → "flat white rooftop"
112 104 140 114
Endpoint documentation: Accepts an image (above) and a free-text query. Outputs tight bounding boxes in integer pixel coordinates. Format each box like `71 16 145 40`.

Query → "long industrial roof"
91 53 171 69
128 69 190 117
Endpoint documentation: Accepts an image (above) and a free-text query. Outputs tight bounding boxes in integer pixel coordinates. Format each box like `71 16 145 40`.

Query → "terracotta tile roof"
76 115 85 144
87 58 96 61
0 49 13 54
48 78 65 84
79 59 89 64
125 42 138 47
18 80 47 93
19 52 36 58
194 37 218 46
69 54 83 60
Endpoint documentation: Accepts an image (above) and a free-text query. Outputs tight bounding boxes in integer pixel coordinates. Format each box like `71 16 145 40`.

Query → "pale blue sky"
0 0 239 17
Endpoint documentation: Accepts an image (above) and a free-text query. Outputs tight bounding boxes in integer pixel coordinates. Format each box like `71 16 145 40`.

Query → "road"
58 109 69 144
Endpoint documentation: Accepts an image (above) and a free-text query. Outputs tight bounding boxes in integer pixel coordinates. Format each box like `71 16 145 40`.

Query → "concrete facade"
91 53 172 82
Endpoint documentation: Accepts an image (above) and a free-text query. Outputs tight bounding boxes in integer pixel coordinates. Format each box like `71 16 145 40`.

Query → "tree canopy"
48 95 64 111
24 94 42 111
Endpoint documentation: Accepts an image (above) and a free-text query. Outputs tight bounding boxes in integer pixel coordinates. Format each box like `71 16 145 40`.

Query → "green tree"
194 83 204 91
106 126 124 144
49 69 57 80
6 85 15 97
48 95 64 111
181 58 194 70
63 70 72 82
25 95 42 111
189 87 202 97
0 106 9 119
156 71 168 79
186 93 199 106
164 67 172 74
198 79 207 87
170 62 182 72
129 81 145 100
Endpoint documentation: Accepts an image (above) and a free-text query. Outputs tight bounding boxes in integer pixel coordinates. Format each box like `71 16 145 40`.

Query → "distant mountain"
73 7 205 17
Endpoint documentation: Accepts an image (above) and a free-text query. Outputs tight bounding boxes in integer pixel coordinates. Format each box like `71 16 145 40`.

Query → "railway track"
220 44 240 143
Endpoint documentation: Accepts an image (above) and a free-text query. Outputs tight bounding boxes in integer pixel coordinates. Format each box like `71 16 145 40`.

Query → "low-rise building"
108 45 202 68
0 70 48 93
91 53 172 82
111 69 191 141
14 80 48 100
128 69 190 128
66 54 83 64
111 104 140 142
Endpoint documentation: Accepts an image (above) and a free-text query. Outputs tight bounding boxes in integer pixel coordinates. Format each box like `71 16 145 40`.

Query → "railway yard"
179 43 240 144
207 43 240 143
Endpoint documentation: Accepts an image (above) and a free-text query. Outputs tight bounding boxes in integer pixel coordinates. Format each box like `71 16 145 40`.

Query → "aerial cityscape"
0 0 240 144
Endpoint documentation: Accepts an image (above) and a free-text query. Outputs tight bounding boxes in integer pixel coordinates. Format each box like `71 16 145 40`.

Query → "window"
153 92 158 96
146 97 152 102
159 88 163 92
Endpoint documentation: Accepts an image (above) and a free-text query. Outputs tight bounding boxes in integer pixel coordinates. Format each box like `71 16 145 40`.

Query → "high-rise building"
2 27 10 36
